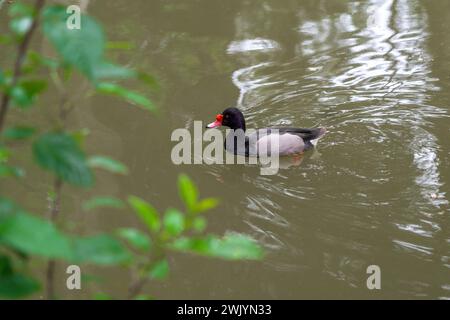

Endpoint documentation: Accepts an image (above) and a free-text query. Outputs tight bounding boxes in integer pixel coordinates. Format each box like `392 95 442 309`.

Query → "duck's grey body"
225 127 326 157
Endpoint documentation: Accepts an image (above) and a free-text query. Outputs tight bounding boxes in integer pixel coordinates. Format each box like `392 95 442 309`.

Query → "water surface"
2 0 450 299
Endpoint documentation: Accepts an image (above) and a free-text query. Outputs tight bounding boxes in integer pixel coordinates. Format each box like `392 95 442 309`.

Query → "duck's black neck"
230 119 246 132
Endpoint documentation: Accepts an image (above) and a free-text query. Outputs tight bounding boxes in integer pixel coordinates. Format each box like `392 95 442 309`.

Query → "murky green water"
2 0 450 299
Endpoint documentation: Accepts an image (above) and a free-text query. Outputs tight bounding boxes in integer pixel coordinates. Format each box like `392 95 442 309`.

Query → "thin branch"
127 248 165 299
45 178 62 300
0 0 46 133
127 276 148 300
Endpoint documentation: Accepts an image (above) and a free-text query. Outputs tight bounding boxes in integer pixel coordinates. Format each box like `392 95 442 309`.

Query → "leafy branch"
0 1 264 300
0 0 45 132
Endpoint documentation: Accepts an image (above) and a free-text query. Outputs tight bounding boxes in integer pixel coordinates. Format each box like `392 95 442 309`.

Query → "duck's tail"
309 127 327 147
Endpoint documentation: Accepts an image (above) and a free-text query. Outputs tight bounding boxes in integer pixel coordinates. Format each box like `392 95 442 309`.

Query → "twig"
127 276 148 300
45 178 62 300
0 0 46 133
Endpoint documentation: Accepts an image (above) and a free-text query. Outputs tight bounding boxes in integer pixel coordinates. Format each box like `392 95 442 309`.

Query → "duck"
206 107 326 157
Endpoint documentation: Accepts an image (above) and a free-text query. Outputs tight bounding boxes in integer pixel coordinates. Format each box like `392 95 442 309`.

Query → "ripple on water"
218 0 450 297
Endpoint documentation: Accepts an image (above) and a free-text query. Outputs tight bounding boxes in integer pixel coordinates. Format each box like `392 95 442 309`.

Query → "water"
2 0 450 299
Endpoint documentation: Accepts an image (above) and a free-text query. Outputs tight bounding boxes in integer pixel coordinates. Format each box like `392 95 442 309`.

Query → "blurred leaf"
163 208 185 237
0 145 10 162
82 196 125 211
10 80 47 108
2 126 36 140
0 255 13 275
96 82 155 112
70 128 90 147
178 174 198 213
192 217 207 233
71 234 130 265
0 197 22 220
0 164 24 178
43 6 104 80
127 196 160 233
211 233 264 260
10 16 32 36
117 228 151 252
0 274 40 299
93 292 112 300
148 259 169 280
0 211 72 259
194 197 219 214
33 132 93 187
170 233 264 260
25 51 59 72
135 294 153 300
87 155 128 175
93 62 136 80
8 2 34 17
137 72 159 91
0 68 4 85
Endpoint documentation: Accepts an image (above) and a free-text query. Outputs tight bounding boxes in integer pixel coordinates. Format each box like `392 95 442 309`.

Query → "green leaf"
0 197 22 220
0 212 72 259
33 132 93 187
2 126 36 140
96 82 155 112
148 259 169 280
170 233 264 260
9 86 29 107
93 292 112 300
42 5 105 80
194 198 219 214
70 128 90 147
137 72 159 91
10 80 47 108
0 68 4 85
0 164 24 178
87 155 128 175
163 208 185 237
26 51 59 70
192 217 207 233
134 294 153 300
82 196 125 211
127 196 160 233
178 174 198 213
71 234 130 265
116 228 151 251
0 146 10 162
93 62 136 80
8 2 34 17
0 255 13 275
10 16 32 36
0 274 40 299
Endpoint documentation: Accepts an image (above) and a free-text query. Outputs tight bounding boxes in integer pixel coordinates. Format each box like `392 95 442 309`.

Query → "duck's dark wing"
264 127 327 141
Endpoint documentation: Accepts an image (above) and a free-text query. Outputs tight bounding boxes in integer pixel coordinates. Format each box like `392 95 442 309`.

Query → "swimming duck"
206 107 326 156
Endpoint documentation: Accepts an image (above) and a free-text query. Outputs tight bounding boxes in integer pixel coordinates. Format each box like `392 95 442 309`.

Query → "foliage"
33 132 93 187
123 175 263 286
0 1 264 300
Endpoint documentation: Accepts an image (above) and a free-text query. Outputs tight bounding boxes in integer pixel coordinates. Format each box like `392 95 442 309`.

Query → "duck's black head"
206 107 246 131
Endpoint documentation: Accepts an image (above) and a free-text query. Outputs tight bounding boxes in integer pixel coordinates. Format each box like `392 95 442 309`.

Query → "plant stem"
127 275 148 300
45 178 62 300
0 0 45 133
127 248 164 299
